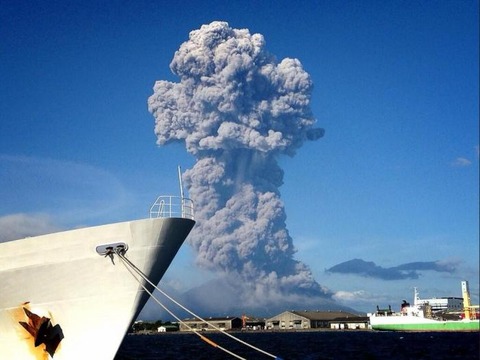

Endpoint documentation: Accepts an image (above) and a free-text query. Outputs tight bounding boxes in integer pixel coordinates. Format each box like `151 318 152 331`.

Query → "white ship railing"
149 196 194 220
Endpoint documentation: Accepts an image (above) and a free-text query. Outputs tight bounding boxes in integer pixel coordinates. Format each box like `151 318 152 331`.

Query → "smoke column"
148 21 329 308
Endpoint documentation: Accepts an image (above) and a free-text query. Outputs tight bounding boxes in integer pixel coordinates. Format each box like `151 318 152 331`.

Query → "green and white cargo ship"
369 281 479 332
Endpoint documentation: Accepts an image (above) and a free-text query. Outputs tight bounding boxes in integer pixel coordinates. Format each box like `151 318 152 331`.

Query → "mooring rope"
115 249 282 360
115 251 246 359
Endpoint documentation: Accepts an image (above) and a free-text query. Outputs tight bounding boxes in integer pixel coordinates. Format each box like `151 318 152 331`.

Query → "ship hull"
370 316 480 332
0 217 195 359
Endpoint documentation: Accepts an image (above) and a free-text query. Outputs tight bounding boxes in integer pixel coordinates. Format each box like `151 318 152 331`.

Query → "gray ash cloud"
326 259 458 280
148 21 328 309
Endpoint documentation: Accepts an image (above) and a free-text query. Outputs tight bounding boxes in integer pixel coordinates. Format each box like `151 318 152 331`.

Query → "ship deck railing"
149 196 194 220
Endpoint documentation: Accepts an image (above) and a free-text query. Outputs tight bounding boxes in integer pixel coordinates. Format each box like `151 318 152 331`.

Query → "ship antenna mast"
414 287 419 306
178 166 185 218
178 166 185 199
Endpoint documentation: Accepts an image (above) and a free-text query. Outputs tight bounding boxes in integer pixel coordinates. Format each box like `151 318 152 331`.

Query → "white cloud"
333 289 370 302
331 289 387 313
0 213 61 242
0 154 131 226
451 157 472 167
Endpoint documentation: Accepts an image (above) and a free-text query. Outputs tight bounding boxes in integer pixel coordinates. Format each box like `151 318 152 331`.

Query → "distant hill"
139 277 359 321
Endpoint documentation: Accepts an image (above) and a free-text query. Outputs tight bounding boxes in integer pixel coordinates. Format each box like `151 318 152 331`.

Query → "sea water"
115 331 480 359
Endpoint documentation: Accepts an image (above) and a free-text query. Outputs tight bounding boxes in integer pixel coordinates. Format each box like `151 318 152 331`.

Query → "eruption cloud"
148 21 328 308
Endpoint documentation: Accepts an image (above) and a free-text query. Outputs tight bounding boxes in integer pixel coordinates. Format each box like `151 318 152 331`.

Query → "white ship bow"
0 197 195 359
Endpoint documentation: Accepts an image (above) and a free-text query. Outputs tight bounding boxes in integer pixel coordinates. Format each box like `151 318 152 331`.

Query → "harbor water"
115 330 480 359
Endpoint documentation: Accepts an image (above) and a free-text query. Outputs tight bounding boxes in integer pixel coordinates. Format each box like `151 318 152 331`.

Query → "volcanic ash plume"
148 21 328 307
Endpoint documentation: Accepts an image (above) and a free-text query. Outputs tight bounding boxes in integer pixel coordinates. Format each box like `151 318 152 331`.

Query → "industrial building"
266 310 368 330
179 316 242 331
242 315 266 330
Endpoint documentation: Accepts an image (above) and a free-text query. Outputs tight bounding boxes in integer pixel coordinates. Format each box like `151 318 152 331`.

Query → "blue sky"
1 1 478 313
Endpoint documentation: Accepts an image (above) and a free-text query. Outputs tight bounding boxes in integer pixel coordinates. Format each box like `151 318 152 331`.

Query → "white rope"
115 250 281 359
116 250 246 360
